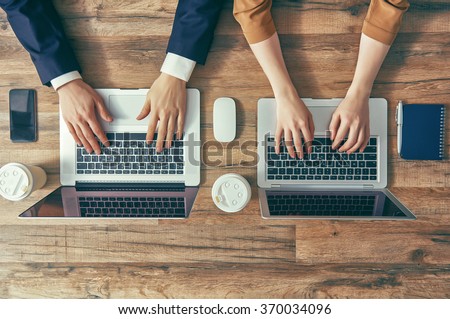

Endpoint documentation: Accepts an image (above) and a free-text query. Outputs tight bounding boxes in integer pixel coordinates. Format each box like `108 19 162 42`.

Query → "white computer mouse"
213 97 236 143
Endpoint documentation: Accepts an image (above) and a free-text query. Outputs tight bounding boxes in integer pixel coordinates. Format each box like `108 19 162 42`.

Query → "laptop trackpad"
108 95 147 126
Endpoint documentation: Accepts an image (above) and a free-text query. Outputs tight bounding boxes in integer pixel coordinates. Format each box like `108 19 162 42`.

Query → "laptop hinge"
272 183 370 190
75 182 185 192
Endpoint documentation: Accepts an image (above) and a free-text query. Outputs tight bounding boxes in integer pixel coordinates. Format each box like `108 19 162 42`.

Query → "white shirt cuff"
50 71 82 90
160 53 196 82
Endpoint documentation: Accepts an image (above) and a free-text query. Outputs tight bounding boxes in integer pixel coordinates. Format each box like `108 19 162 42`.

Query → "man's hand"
58 79 113 154
136 73 186 152
329 91 370 154
275 89 315 159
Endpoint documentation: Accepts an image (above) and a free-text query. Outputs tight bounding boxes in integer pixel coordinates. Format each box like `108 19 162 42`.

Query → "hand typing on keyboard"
275 91 315 159
58 79 113 155
266 136 378 181
136 73 186 153
76 132 185 175
329 34 390 154
329 93 370 154
247 33 314 159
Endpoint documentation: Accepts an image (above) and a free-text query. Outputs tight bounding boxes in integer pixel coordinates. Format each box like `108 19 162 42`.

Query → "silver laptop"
257 98 415 220
20 89 200 219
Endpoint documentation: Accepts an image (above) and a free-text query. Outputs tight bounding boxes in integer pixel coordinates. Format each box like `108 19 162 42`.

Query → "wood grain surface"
0 0 449 298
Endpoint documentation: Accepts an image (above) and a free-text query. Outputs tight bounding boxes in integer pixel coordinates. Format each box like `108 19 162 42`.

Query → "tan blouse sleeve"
233 0 276 44
362 0 410 45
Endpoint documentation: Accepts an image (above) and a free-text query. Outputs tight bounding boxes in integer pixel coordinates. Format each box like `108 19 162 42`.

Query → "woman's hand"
275 89 315 159
329 91 370 154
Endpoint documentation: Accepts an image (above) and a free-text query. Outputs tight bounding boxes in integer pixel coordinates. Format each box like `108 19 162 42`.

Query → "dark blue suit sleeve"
167 0 225 65
0 0 81 86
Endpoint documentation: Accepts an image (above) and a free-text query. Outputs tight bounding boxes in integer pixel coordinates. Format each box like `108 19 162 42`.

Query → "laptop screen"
264 190 415 219
19 186 198 218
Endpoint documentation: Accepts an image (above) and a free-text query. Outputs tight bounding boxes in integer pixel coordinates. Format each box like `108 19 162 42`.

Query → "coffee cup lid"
0 163 32 201
212 173 251 213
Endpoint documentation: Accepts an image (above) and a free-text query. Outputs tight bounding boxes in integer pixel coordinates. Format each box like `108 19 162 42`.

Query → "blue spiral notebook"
397 103 445 160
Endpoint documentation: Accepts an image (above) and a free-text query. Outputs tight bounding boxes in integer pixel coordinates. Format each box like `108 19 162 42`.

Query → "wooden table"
0 1 449 298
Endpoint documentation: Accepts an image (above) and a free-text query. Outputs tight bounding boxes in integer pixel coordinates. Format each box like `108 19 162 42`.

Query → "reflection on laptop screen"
267 190 409 218
19 186 198 219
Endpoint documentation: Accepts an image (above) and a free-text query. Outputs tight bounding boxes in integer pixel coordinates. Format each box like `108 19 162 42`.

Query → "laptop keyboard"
76 133 184 175
266 136 378 181
267 193 376 216
79 196 186 218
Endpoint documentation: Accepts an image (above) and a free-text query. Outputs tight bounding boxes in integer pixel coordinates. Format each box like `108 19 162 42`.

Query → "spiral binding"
439 106 445 159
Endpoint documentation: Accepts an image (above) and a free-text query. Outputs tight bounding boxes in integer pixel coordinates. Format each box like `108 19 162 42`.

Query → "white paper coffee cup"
0 163 47 201
212 173 251 213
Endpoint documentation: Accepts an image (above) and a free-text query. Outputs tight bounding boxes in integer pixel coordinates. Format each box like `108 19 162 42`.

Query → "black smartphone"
9 89 37 142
